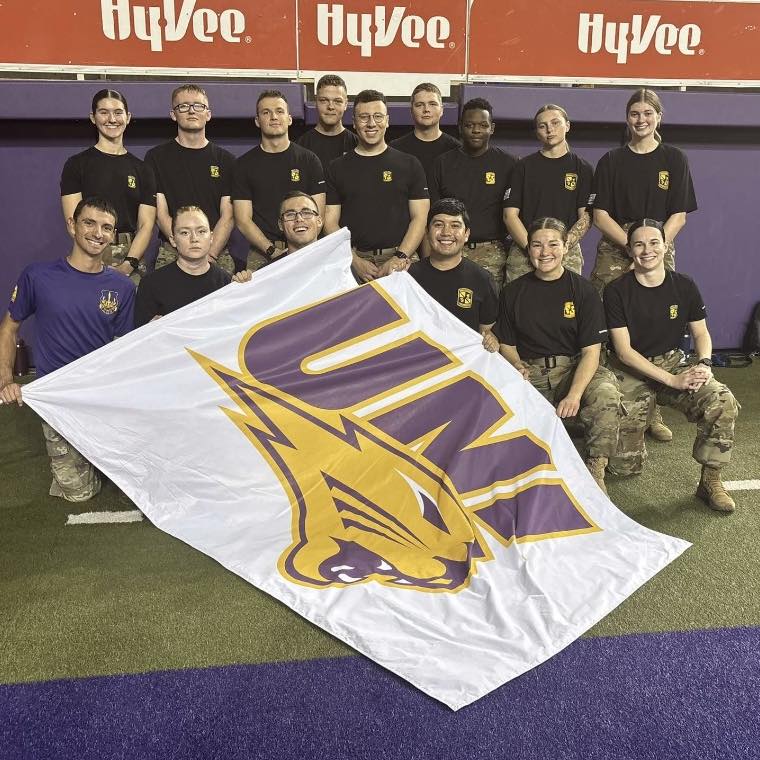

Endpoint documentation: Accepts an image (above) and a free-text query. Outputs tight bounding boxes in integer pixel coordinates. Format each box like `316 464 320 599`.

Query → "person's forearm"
663 212 687 245
127 223 154 260
504 210 528 250
236 218 271 252
567 210 591 248
0 323 17 389
565 351 598 401
209 216 234 258
398 216 426 255
616 345 676 387
499 344 524 367
693 330 712 361
594 209 627 248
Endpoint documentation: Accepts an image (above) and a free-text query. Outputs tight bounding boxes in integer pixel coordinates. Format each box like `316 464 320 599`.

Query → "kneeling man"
604 219 739 512
408 197 499 351
0 197 135 501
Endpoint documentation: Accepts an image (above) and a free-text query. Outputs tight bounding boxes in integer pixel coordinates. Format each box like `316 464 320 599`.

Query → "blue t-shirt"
9 258 136 377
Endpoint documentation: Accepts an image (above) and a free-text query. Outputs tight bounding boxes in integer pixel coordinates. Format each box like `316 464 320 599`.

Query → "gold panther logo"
127 176 136 189
669 304 678 319
210 165 220 178
564 301 576 319
291 169 300 182
383 171 393 182
658 171 670 190
564 173 578 191
485 172 495 185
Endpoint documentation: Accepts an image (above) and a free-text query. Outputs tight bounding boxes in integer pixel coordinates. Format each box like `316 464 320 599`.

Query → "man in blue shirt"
0 196 135 501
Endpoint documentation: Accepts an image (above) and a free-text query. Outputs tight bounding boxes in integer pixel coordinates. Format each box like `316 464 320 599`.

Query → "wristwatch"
697 357 713 367
124 256 140 272
395 250 409 260
265 244 277 260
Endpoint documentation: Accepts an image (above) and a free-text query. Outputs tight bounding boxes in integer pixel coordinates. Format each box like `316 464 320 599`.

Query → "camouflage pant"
590 231 675 297
154 242 236 275
463 241 506 291
607 352 739 476
505 241 584 282
247 241 288 272
41 421 101 502
102 233 144 286
526 359 621 458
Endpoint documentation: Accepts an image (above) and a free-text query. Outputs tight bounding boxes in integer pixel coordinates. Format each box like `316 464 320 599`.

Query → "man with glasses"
145 85 237 273
276 191 324 255
296 74 358 171
324 89 429 283
232 90 325 272
391 83 460 187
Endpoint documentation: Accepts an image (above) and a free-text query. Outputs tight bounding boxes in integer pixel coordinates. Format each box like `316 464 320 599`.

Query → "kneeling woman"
495 217 621 494
604 220 739 512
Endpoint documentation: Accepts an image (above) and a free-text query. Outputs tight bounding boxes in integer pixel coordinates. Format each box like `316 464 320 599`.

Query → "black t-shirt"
144 140 235 233
604 270 705 357
592 144 697 224
408 257 498 332
134 261 231 327
231 143 325 242
431 146 518 242
495 269 607 359
60 147 157 234
391 131 461 187
326 147 428 250
296 129 358 172
504 151 593 232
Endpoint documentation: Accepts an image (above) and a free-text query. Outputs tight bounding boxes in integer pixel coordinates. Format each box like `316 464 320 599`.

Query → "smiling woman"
59 88 157 285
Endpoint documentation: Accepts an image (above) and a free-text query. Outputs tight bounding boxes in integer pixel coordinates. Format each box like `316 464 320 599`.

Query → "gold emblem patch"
563 301 576 319
383 170 393 182
210 165 220 178
99 290 119 315
564 173 578 191
127 175 136 189
457 288 474 308
669 304 678 319
291 169 300 182
658 171 670 190
11 285 18 303
485 172 495 185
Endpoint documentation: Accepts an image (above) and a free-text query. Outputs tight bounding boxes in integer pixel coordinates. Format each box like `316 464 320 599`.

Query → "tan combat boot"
696 465 735 512
646 404 673 442
586 456 608 495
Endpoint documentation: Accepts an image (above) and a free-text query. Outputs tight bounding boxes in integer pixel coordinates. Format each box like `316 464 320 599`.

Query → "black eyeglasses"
280 209 319 222
173 103 209 113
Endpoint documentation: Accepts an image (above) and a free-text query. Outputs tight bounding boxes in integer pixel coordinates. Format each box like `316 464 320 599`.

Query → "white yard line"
66 510 144 525
723 480 760 491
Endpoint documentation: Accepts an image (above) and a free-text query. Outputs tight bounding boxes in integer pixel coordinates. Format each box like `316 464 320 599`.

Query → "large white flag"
23 229 689 710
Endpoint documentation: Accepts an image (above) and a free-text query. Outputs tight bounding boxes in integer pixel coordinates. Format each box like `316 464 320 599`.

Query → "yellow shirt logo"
11 285 18 303
127 175 136 189
658 171 670 190
485 172 495 185
383 170 393 182
669 304 678 319
564 173 578 191
291 169 301 182
99 290 119 315
210 165 220 178
563 301 576 319
457 288 474 308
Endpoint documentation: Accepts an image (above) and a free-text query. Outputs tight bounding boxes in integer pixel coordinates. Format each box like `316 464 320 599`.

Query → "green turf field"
2 364 758 685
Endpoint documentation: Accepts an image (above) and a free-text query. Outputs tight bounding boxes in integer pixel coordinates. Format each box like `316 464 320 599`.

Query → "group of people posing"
0 76 739 515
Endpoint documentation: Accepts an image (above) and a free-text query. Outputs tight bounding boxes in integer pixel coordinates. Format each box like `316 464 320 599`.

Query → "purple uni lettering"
243 286 450 409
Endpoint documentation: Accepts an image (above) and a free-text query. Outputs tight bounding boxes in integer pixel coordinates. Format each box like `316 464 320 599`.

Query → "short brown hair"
171 84 208 103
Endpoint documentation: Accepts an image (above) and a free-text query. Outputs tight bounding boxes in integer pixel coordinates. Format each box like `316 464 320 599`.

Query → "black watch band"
265 244 277 260
698 357 713 367
395 250 408 260
124 256 140 271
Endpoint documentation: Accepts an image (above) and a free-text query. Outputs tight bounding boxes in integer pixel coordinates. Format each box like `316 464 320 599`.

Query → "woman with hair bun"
60 89 156 283
591 87 697 441
495 217 621 495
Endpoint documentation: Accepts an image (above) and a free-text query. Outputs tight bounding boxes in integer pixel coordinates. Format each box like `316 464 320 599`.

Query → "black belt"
525 355 578 369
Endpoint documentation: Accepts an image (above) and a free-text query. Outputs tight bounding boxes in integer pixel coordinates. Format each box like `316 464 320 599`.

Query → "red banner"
469 0 760 82
0 0 297 72
1 1 759 83
298 0 467 74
